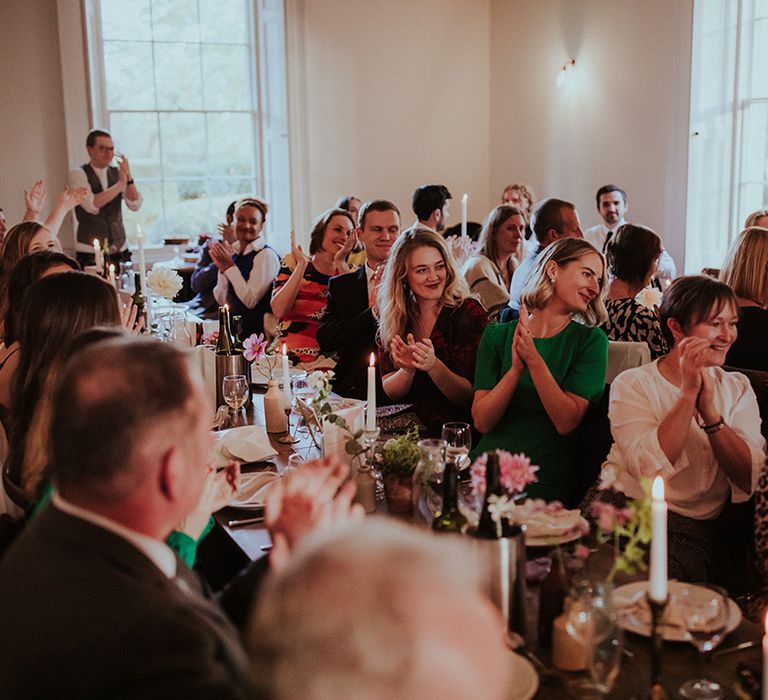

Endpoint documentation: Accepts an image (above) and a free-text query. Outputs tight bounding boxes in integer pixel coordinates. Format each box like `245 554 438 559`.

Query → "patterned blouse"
272 261 331 364
602 297 668 359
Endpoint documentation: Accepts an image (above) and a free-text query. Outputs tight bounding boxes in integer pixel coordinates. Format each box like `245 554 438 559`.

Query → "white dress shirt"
52 491 177 578
601 361 765 519
213 238 281 309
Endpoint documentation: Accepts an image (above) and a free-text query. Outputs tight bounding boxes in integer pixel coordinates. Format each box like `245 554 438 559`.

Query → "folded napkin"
613 587 686 630
513 502 584 538
229 472 280 508
210 425 277 467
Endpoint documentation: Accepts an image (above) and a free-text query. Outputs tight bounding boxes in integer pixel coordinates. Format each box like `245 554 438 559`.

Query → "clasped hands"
510 303 542 372
210 240 236 271
676 336 719 423
390 333 437 372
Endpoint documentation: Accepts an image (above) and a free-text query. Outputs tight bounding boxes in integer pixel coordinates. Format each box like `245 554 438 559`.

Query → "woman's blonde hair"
720 226 768 306
377 229 469 348
744 209 768 228
477 205 525 263
521 238 608 326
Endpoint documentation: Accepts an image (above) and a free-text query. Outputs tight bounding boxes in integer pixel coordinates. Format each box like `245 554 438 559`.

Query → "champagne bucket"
473 527 527 640
215 354 252 408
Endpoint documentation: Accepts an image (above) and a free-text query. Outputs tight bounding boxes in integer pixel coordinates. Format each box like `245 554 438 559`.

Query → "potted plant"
379 427 420 513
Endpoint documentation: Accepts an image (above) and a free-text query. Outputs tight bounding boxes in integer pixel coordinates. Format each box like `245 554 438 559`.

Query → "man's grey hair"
246 520 483 699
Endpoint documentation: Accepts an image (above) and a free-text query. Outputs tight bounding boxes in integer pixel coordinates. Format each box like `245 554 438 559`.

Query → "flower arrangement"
588 473 653 582
200 329 219 346
379 426 421 477
635 286 663 310
146 267 183 299
242 333 279 380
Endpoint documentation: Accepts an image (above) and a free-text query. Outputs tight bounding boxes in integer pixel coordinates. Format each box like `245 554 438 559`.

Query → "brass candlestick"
647 594 669 699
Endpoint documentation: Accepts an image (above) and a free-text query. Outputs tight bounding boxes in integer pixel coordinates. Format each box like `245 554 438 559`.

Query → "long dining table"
214 392 763 699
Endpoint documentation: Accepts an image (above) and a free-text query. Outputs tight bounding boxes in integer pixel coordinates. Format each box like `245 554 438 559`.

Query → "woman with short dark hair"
602 223 668 359
601 275 765 584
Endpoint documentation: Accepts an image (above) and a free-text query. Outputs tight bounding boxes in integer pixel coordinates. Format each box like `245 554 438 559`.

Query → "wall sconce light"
556 59 576 88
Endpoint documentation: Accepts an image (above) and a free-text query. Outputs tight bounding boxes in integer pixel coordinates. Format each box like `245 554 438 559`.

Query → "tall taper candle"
366 352 376 431
93 239 103 270
281 343 291 409
649 476 668 602
461 193 468 239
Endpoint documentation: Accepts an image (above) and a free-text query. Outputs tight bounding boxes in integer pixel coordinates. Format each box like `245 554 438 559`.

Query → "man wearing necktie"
585 184 676 282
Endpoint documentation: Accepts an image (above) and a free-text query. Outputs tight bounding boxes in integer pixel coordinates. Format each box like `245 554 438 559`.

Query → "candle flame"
369 352 375 367
462 193 468 203
93 239 99 247
652 476 665 501
109 263 115 272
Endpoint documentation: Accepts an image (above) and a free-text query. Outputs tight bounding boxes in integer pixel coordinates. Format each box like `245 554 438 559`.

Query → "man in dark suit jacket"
318 199 400 399
0 338 252 698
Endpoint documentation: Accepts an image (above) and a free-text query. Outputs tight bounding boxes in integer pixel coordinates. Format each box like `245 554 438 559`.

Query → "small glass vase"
411 438 446 524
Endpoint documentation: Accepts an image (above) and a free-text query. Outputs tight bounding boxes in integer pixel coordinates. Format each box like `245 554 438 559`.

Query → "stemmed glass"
290 375 314 438
678 585 729 699
441 421 472 471
222 375 249 427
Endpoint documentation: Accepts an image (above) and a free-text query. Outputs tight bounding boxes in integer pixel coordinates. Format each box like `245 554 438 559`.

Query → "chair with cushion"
606 340 651 385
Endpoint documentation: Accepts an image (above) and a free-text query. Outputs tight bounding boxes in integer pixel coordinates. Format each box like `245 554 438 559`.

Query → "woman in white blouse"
601 275 765 585
461 205 525 320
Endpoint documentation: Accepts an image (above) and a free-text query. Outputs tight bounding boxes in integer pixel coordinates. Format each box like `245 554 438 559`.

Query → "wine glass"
678 585 729 699
222 375 249 427
441 421 472 471
290 375 315 437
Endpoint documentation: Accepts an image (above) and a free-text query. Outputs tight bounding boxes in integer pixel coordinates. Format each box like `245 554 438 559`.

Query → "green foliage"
380 427 421 477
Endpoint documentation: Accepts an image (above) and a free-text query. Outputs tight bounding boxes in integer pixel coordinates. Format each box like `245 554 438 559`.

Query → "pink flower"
591 501 633 534
573 544 591 560
200 330 219 346
470 450 539 497
243 333 268 362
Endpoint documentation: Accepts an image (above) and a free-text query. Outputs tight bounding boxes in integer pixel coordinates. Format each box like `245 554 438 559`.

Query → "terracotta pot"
382 473 414 513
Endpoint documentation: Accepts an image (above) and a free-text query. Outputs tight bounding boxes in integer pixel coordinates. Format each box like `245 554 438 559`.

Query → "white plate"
211 425 277 466
228 472 280 509
508 652 539 700
612 581 742 642
525 520 588 548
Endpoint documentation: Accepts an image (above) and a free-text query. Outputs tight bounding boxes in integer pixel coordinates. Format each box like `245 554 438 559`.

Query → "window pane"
129 180 165 244
200 0 248 44
154 42 202 110
163 179 209 236
206 113 254 177
741 102 768 185
100 0 152 41
159 113 206 178
202 44 251 110
749 17 768 97
103 41 155 110
150 0 199 43
109 112 161 169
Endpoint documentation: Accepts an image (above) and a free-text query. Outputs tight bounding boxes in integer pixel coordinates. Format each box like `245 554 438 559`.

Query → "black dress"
602 298 669 359
726 305 768 371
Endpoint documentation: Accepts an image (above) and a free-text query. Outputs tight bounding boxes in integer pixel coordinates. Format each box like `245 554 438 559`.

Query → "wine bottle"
432 460 467 532
101 239 110 279
231 315 244 353
475 451 517 539
215 306 235 355
131 272 146 329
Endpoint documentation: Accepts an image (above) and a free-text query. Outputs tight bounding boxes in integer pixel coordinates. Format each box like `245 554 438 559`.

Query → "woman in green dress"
472 238 609 505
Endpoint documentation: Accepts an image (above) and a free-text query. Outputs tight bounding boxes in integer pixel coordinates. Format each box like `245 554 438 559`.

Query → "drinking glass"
678 585 729 700
441 421 472 471
564 581 623 697
291 375 315 436
222 374 249 426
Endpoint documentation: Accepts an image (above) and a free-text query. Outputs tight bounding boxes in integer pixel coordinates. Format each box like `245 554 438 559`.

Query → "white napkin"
194 345 217 409
228 472 280 508
211 425 277 467
513 502 584 538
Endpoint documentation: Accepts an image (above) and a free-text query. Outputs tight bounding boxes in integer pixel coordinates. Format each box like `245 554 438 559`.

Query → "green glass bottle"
231 315 244 353
215 306 235 355
131 272 146 329
475 451 513 539
432 459 467 533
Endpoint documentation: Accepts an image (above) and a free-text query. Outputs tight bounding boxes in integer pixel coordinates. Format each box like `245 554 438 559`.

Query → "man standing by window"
68 129 142 267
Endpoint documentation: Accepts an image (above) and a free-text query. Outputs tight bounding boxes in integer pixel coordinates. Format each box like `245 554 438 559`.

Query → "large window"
84 0 290 249
686 0 768 273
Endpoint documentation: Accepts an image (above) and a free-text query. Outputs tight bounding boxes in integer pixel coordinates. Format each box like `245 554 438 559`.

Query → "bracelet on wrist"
700 416 725 434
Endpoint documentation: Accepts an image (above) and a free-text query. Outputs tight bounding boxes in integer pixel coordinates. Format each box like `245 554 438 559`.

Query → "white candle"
108 263 116 287
649 476 668 602
366 352 376 431
135 225 151 327
281 343 291 409
461 193 468 239
762 614 768 700
93 239 102 270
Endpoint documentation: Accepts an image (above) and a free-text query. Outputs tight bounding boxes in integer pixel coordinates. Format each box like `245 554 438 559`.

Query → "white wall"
489 0 693 270
286 0 492 236
0 0 73 246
